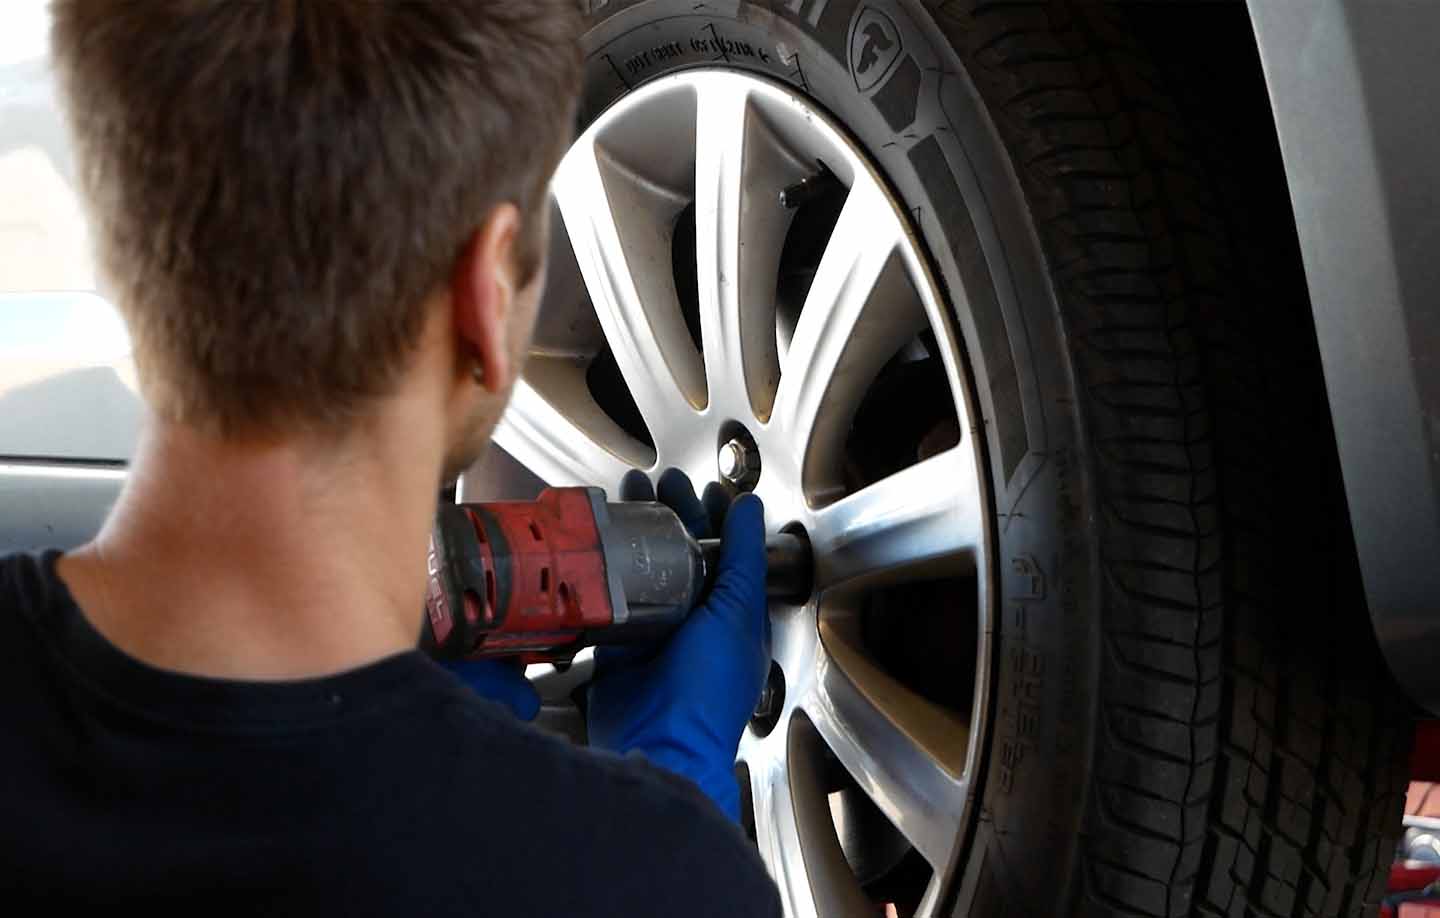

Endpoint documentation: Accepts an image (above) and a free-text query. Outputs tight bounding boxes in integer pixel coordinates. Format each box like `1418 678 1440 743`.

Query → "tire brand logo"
848 6 902 93
1009 555 1046 601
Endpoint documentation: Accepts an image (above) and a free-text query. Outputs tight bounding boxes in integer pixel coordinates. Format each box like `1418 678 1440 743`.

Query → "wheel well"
1118 0 1319 382
1117 0 1355 552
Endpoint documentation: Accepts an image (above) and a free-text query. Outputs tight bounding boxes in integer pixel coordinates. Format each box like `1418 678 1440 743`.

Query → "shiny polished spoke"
493 379 636 491
809 446 983 590
745 751 824 918
769 176 902 453
693 81 750 414
803 633 968 872
787 716 883 918
551 137 705 453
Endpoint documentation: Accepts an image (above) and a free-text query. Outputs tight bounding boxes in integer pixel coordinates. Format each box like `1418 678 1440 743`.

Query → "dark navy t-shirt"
0 551 781 915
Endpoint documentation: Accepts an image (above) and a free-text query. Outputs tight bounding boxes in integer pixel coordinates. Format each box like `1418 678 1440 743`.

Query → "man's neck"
57 419 444 681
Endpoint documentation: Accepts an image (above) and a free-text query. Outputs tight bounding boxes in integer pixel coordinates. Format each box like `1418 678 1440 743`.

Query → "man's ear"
452 203 522 394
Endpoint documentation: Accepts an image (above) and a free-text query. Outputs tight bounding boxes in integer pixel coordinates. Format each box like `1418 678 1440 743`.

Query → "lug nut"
717 437 761 491
751 662 785 737
753 681 777 720
717 441 742 479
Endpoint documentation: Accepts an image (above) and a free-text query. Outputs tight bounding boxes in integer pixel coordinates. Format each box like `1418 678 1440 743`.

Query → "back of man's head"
50 0 583 436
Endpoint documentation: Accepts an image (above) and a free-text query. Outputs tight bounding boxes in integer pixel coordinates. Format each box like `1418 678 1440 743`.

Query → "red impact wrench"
420 487 811 664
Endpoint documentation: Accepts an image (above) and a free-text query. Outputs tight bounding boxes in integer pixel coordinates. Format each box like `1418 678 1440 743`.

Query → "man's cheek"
441 409 495 484
513 264 548 360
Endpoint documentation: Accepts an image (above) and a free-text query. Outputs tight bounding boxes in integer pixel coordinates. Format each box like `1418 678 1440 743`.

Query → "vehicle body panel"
1 3 140 553
0 462 122 552
1249 0 1440 712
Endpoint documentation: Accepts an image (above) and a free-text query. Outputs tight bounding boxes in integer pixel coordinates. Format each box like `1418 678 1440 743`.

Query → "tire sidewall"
577 3 1102 913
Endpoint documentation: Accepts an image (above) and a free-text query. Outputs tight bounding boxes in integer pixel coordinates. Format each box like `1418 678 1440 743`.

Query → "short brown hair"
51 1 583 433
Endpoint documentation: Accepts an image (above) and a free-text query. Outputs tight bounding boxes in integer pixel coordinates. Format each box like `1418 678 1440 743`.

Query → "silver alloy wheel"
492 71 992 917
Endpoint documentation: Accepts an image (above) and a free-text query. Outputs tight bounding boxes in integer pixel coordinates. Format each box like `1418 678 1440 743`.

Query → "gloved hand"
444 658 541 721
587 468 771 822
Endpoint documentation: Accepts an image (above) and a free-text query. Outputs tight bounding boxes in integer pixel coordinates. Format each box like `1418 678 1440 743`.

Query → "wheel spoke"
493 377 638 491
769 175 903 454
916 875 947 916
550 138 705 446
692 76 795 420
802 634 968 871
741 719 874 918
809 446 982 590
742 744 821 918
693 80 749 412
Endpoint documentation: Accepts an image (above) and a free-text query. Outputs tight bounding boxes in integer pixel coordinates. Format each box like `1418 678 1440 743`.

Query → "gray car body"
1249 0 1440 713
3 1 1437 711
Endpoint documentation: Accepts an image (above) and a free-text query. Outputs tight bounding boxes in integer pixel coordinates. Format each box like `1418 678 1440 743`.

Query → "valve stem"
779 160 843 209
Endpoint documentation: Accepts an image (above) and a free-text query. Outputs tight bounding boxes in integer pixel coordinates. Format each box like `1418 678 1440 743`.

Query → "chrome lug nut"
717 436 761 491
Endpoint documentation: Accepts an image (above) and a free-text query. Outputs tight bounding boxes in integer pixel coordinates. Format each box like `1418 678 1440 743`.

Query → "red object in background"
1382 782 1440 915
1385 725 1440 915
1414 722 1440 783
1386 775 1440 915
1393 863 1440 893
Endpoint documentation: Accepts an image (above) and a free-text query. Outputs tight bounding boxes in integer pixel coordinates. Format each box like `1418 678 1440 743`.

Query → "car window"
0 0 141 463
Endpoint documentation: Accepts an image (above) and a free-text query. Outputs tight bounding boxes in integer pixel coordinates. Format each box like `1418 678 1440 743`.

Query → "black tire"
574 1 1412 915
1118 7 1416 916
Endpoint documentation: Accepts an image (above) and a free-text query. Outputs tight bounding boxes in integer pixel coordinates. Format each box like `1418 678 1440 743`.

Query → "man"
0 2 781 914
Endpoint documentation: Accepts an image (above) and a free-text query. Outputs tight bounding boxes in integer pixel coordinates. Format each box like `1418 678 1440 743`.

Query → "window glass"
1 0 140 462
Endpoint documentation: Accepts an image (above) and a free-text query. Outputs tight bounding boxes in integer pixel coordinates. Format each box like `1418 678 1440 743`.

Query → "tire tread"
931 2 1409 916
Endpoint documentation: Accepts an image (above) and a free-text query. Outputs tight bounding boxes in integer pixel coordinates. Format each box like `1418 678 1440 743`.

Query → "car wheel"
468 2 1413 915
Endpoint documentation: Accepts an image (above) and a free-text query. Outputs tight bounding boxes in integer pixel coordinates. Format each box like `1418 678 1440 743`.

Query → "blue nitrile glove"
444 658 541 721
586 468 771 822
